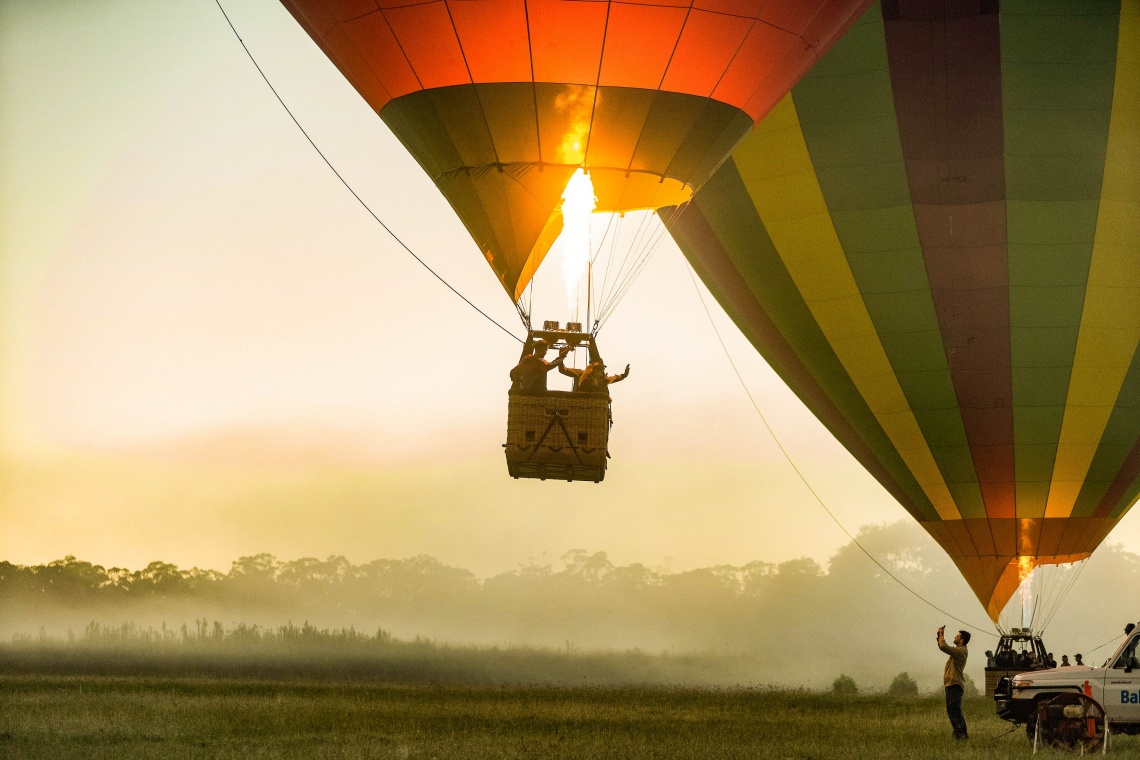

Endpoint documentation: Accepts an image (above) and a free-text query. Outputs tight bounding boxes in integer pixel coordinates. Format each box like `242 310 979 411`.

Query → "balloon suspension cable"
599 210 654 311
1001 557 1090 636
591 211 626 327
591 203 688 333
596 211 660 328
684 259 997 637
1039 559 1090 633
598 222 668 328
586 259 591 331
516 281 534 331
1087 632 1126 657
214 0 522 344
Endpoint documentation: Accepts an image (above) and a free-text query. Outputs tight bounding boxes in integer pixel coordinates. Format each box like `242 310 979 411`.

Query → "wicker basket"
986 668 1031 696
505 390 610 482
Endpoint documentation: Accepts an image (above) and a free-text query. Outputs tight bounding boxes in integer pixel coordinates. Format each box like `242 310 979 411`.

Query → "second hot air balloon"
668 0 1140 622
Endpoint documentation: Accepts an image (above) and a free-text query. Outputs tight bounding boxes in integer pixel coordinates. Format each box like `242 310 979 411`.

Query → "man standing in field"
936 625 970 740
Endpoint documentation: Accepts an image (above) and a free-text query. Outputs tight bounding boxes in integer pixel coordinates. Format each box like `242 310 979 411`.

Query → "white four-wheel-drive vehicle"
994 623 1140 739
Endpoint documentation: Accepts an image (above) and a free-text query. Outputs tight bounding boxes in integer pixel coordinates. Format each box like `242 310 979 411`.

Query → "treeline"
1 549 807 619
0 552 481 608
0 525 952 661
3 522 1137 689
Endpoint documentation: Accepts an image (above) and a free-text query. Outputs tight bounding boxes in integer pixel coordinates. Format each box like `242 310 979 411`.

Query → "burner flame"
1017 556 1035 629
559 168 596 309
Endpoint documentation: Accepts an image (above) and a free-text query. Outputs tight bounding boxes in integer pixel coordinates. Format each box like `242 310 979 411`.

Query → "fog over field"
4 522 1137 692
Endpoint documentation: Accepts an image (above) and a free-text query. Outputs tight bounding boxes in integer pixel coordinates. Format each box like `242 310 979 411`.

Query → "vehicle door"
1104 634 1140 723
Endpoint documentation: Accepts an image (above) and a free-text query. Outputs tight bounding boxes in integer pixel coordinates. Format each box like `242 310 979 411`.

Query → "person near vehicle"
984 650 996 668
510 339 571 393
1074 653 1083 666
1061 655 1070 666
937 625 970 740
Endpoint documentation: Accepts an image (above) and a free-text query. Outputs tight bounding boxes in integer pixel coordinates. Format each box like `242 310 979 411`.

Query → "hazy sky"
3 0 1138 618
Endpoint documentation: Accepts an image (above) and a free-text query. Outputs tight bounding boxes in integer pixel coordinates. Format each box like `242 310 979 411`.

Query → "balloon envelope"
668 0 1140 621
280 0 872 301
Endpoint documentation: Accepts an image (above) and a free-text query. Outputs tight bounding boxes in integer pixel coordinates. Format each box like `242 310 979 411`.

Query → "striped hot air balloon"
279 0 872 304
668 0 1140 621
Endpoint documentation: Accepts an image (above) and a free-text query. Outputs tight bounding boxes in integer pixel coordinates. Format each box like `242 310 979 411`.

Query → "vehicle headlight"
1015 680 1033 687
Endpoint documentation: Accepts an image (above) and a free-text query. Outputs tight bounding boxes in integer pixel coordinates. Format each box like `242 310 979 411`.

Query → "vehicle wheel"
1025 720 1036 743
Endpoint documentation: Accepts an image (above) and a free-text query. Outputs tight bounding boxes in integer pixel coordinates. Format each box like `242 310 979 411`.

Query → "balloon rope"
684 259 997 637
597 212 672 330
587 212 618 322
1035 565 1061 630
214 0 523 344
1040 559 1089 633
1086 633 1125 657
595 204 687 331
597 210 654 321
1035 564 1064 632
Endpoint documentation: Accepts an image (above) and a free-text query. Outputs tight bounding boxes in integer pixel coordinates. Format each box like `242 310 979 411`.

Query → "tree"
129 561 188 596
832 674 858 696
888 672 918 697
561 550 614 584
229 554 279 578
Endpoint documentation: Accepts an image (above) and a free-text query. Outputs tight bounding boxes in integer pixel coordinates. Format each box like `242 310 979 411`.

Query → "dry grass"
3 675 1134 759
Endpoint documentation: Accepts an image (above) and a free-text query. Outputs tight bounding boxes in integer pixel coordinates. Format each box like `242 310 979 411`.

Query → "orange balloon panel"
282 0 871 300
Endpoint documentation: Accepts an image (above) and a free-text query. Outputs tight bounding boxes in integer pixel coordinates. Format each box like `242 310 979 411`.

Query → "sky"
2 0 1138 622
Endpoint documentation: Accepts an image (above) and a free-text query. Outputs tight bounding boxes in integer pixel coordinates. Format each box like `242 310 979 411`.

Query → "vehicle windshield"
1113 636 1139 670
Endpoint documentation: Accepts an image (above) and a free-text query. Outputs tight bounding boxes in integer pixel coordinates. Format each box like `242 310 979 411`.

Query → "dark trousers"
945 684 967 739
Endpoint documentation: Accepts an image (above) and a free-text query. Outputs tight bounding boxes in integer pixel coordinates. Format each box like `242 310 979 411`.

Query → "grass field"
3 676 1135 759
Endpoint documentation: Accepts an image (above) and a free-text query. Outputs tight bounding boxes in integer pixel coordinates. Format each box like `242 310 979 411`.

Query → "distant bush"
832 674 857 696
888 672 918 697
962 672 979 697
0 621 783 688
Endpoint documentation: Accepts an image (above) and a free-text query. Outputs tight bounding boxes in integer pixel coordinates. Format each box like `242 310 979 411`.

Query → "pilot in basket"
504 321 628 483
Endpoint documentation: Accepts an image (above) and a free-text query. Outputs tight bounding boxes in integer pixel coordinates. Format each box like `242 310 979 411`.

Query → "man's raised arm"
608 364 631 384
559 363 582 379
547 346 572 372
936 626 953 654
